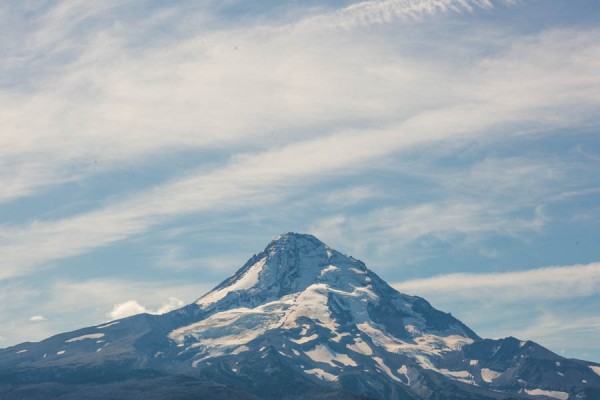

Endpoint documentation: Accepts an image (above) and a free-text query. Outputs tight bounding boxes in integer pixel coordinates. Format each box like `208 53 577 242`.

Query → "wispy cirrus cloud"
300 0 498 30
2 0 596 208
393 262 600 300
1 22 599 279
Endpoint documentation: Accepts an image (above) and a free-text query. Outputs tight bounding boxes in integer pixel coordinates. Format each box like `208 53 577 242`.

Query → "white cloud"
107 297 186 321
156 297 185 315
29 315 47 322
104 297 185 321
107 300 147 320
393 262 600 300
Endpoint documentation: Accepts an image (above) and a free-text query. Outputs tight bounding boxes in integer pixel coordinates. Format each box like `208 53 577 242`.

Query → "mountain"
1 233 599 399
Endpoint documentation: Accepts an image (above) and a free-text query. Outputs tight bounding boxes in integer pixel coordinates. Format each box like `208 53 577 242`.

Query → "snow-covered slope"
1 233 599 400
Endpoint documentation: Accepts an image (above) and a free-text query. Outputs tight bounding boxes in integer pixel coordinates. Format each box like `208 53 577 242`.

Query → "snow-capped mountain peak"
179 233 479 387
196 233 371 308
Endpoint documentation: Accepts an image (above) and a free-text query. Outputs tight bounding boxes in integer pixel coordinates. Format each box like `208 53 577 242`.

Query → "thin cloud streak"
393 262 600 300
299 0 497 30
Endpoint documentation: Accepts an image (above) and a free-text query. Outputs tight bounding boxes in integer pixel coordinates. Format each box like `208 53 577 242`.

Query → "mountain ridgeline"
1 233 599 399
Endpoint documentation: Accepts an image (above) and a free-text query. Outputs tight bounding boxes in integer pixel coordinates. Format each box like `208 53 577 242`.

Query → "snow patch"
589 365 600 376
56 350 65 355
197 257 267 306
373 356 402 383
330 332 350 343
441 369 471 379
231 345 250 355
304 368 337 381
349 267 365 274
397 365 410 385
357 321 473 357
441 335 474 350
320 265 339 276
481 368 502 383
192 351 226 367
300 324 310 336
555 361 561 367
305 344 357 367
346 337 373 356
97 322 119 329
524 389 569 400
291 334 318 344
16 349 27 354
66 333 105 343
469 359 478 366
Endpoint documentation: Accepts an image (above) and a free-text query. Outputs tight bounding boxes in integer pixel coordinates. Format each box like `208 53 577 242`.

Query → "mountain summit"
1 233 599 399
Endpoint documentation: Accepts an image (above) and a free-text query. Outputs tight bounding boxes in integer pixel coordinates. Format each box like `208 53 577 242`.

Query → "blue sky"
1 0 599 361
